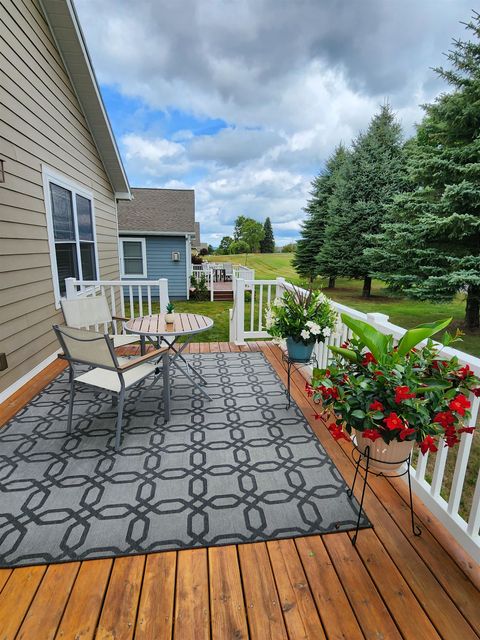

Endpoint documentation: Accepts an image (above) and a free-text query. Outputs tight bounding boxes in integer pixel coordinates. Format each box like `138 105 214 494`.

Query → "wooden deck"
0 341 479 640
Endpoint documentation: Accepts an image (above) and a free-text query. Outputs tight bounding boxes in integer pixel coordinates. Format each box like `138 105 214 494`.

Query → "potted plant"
165 302 175 324
266 285 337 363
308 314 479 471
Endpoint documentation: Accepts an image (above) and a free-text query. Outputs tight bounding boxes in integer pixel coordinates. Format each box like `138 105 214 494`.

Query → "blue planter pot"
286 337 315 363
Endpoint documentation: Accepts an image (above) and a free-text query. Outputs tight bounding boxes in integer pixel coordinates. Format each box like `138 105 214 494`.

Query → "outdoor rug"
0 351 369 567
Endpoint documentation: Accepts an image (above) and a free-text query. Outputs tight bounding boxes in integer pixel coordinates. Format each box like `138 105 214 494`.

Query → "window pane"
55 244 78 294
80 243 96 280
51 183 75 240
123 241 143 258
76 194 94 241
124 258 144 275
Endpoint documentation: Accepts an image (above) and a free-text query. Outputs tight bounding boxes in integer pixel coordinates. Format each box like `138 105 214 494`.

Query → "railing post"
210 269 214 302
365 312 390 328
235 278 246 345
158 278 169 313
229 308 236 342
65 277 77 299
275 277 286 299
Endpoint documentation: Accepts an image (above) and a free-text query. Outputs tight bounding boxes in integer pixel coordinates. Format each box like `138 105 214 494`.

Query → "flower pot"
286 337 314 363
165 313 175 324
355 431 414 472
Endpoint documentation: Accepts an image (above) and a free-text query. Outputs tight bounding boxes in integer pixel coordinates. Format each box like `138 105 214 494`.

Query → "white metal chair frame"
53 325 170 450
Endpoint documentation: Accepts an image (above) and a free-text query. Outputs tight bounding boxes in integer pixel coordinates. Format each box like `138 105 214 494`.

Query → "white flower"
322 327 331 337
265 309 275 329
308 322 322 335
300 329 310 340
273 297 284 307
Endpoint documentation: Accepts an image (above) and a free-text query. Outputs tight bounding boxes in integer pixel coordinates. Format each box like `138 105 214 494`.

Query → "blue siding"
146 236 187 299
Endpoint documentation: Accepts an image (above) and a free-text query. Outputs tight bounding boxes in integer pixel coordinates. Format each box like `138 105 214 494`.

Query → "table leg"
162 350 170 422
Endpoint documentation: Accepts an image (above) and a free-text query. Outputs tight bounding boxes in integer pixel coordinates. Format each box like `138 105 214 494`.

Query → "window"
43 167 98 306
120 238 147 278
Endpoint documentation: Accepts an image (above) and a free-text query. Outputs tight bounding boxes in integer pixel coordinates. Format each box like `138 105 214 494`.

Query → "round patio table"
125 313 214 399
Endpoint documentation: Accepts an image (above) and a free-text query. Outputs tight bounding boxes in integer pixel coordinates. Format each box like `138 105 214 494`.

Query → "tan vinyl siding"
0 0 121 394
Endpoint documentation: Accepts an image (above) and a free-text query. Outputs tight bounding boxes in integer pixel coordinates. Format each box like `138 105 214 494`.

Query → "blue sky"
76 0 473 247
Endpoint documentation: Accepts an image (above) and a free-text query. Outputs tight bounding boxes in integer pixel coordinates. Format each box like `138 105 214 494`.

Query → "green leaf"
328 345 358 362
352 409 366 419
341 314 390 360
396 318 452 356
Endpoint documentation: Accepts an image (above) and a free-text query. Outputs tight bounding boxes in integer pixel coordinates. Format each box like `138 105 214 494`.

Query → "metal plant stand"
281 352 316 409
347 444 422 545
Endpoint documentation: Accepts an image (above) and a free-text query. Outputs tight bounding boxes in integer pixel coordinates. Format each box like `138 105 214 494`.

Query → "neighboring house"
192 221 208 253
0 0 130 399
117 188 195 299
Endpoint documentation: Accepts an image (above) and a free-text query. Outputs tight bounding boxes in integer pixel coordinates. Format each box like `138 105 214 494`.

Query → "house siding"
120 235 188 299
0 0 121 394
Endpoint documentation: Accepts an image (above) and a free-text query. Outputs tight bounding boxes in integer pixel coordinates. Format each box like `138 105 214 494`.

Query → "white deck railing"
191 265 214 301
65 277 169 332
230 276 480 562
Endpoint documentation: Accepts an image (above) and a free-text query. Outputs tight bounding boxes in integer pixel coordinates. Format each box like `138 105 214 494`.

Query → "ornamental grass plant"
308 314 480 454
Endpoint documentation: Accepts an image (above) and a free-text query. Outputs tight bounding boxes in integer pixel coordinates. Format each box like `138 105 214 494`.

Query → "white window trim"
119 237 147 278
42 165 100 308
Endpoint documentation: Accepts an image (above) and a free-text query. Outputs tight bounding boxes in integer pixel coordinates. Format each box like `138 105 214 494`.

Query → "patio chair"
224 262 233 281
53 325 170 450
61 295 140 349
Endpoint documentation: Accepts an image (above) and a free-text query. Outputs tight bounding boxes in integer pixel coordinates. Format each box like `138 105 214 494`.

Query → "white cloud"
74 0 474 245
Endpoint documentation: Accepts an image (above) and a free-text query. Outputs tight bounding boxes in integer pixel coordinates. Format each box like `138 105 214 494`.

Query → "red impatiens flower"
432 360 449 370
305 382 313 398
362 429 382 442
362 352 377 366
456 364 474 380
420 435 438 455
318 385 339 400
458 426 475 435
384 412 404 431
327 424 350 442
373 370 384 377
369 400 384 412
449 394 470 417
472 388 480 398
340 340 350 348
433 411 455 429
399 427 416 441
394 385 416 403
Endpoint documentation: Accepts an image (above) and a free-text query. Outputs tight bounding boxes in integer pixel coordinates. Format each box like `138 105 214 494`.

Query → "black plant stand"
347 444 422 545
281 351 316 409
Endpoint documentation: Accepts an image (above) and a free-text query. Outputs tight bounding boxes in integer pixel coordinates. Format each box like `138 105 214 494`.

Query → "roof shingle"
117 188 195 234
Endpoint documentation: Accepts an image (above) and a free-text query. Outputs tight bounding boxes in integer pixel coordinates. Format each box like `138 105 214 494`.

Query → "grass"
209 253 480 357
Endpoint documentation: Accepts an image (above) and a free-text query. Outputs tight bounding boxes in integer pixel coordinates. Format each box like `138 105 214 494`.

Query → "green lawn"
208 253 480 357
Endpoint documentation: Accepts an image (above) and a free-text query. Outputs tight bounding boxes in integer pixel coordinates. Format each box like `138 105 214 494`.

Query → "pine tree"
260 217 275 253
369 14 480 327
293 144 348 284
317 105 407 297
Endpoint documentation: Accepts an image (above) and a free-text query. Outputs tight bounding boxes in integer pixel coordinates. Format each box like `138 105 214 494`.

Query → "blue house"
117 188 195 299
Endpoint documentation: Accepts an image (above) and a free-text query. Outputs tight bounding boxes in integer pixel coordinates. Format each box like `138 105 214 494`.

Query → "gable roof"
39 0 130 198
118 188 195 234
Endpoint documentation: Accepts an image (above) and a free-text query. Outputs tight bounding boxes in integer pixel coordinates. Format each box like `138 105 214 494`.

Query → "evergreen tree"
368 14 480 327
260 217 275 253
317 105 407 297
293 145 348 284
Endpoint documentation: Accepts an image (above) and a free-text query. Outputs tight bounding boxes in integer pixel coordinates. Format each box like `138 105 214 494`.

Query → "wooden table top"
125 313 214 337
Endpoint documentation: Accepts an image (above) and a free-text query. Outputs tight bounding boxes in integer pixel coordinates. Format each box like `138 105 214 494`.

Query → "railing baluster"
430 438 448 497
250 284 255 332
267 284 271 308
258 284 263 331
129 286 134 318
415 449 429 482
120 285 125 333
147 286 152 315
138 286 143 317
447 429 475 516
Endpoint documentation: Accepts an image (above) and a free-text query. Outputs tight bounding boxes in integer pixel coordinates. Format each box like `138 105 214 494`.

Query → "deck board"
0 341 478 639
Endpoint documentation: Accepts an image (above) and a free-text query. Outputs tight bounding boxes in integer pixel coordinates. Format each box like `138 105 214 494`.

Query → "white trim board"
0 350 61 405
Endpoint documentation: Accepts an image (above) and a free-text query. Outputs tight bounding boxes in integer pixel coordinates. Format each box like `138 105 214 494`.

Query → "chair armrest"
112 315 128 322
117 347 168 371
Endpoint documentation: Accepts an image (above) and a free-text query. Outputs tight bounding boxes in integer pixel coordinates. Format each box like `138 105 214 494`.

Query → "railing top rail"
72 279 166 287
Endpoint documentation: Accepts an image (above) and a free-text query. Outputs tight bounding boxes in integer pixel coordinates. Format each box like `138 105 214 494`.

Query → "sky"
75 0 473 247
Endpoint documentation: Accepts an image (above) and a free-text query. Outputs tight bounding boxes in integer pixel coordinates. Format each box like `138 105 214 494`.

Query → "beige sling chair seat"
53 325 170 451
61 295 140 349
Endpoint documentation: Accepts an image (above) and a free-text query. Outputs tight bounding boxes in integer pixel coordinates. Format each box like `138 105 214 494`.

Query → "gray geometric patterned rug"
0 351 369 567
